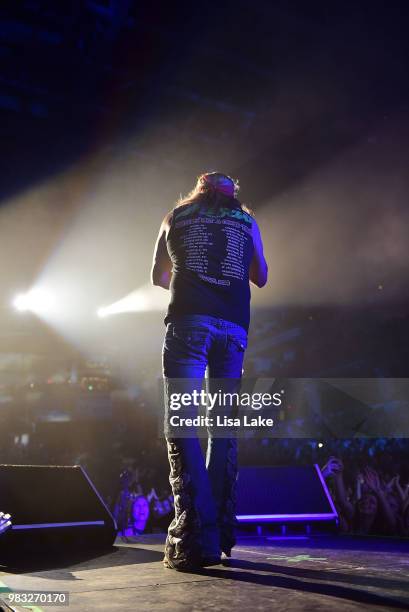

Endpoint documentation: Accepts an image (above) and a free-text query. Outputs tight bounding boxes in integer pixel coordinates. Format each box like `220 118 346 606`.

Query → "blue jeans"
162 315 247 568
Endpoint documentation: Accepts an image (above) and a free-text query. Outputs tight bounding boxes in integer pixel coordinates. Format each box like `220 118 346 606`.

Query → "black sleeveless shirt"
165 201 254 331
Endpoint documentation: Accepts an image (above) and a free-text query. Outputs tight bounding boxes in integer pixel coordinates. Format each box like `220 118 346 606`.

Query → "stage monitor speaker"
0 464 117 560
236 464 337 523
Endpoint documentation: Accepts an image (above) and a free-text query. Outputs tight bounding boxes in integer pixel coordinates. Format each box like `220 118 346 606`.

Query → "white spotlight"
14 294 30 312
13 289 55 314
96 288 154 319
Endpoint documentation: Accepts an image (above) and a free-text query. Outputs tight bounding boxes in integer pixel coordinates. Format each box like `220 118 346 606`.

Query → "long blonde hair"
175 172 253 215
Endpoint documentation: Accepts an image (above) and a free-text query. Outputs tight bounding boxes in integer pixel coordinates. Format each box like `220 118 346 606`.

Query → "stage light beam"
13 288 56 314
96 284 167 318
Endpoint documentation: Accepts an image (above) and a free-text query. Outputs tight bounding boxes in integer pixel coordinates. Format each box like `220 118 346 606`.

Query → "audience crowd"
5 422 409 538
241 437 409 537
320 447 409 537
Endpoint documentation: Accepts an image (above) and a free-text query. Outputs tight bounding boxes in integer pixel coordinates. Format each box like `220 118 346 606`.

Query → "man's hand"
151 213 173 289
249 217 268 288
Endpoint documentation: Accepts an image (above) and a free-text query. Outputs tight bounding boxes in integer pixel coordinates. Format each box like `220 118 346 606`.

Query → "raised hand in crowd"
387 475 409 504
147 487 159 502
363 467 383 495
321 457 354 521
321 456 343 479
363 467 399 533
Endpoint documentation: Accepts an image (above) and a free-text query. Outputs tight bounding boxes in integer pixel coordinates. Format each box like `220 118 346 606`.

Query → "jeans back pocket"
171 324 210 353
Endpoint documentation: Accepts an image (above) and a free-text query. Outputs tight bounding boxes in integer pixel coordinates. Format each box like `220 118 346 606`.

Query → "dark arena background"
1 2 409 611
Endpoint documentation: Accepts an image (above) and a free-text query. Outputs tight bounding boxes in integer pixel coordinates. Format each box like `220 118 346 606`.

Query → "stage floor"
1 534 409 611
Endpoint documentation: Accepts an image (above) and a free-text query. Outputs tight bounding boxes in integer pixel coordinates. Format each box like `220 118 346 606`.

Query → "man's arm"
151 213 173 290
249 217 268 288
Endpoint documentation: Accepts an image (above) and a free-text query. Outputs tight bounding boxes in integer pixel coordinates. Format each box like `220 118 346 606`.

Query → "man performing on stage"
151 172 268 570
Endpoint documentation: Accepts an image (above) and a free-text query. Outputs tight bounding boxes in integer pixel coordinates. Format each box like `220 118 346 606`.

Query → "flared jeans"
162 315 247 569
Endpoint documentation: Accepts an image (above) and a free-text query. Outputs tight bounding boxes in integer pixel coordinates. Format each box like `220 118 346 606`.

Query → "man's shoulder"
164 210 173 225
